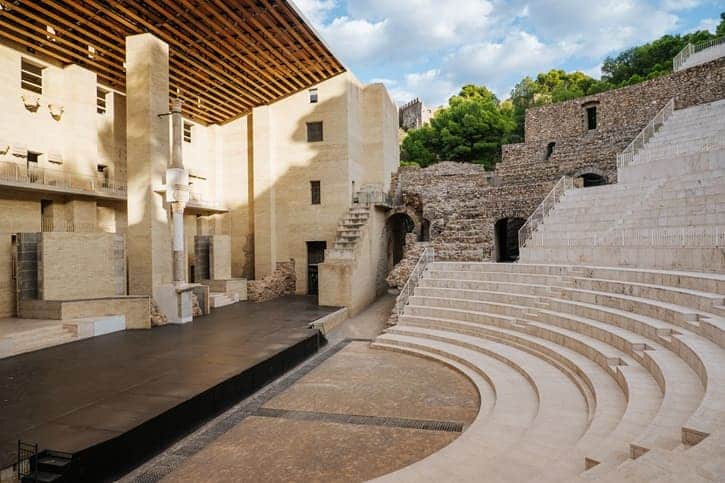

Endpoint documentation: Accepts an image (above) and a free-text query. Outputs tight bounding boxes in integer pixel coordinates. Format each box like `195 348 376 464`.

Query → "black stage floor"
0 296 334 480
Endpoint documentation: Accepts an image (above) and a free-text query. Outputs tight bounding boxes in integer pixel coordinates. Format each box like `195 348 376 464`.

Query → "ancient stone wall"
394 162 551 261
247 259 296 303
392 59 725 265
525 57 725 143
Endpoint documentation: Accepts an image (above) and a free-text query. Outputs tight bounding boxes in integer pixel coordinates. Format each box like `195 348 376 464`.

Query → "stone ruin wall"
392 162 551 262
526 57 725 143
393 58 725 264
247 259 296 303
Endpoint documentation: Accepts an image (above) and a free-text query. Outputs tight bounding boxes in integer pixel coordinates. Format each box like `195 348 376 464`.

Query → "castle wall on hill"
393 57 725 262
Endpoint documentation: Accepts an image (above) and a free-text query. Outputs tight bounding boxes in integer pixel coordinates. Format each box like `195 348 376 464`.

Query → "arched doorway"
581 172 606 187
494 217 526 262
420 218 431 242
388 213 415 265
572 167 608 188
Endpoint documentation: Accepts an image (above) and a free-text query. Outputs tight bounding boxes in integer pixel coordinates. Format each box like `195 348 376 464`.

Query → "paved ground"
0 296 334 470
125 296 479 483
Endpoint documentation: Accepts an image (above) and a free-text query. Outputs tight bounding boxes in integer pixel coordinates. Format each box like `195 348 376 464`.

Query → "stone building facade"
390 57 725 270
399 98 437 131
0 28 399 324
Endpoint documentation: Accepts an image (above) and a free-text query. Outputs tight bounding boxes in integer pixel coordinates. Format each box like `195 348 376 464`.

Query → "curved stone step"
375 329 590 481
370 336 541 482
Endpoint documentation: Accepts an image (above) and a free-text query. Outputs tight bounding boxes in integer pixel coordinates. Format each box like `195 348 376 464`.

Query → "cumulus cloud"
295 0 708 106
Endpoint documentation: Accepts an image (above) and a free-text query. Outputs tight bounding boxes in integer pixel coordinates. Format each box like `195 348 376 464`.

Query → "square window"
586 106 597 130
21 58 43 94
309 88 318 103
27 152 39 163
310 180 321 205
307 121 323 142
96 87 108 114
184 122 193 143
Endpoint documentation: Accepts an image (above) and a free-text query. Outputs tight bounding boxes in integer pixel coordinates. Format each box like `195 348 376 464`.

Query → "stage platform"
0 296 335 481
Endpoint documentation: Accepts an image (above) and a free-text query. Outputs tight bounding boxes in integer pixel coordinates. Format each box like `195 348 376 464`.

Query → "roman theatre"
0 1 723 482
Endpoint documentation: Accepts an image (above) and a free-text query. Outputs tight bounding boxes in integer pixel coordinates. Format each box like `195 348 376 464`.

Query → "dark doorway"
581 172 606 187
494 217 526 262
420 218 431 242
388 213 415 266
307 241 326 295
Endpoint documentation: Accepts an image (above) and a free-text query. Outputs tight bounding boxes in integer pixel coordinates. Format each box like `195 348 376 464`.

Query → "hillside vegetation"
401 14 724 168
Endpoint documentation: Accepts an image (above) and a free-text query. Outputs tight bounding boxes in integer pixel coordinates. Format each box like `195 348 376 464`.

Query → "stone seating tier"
373 261 725 481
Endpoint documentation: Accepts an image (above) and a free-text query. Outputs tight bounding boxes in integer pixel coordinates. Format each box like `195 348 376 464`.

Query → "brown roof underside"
0 0 346 124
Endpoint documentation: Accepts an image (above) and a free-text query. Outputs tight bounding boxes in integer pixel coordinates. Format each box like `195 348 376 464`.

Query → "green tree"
509 70 598 136
718 12 725 36
400 86 516 169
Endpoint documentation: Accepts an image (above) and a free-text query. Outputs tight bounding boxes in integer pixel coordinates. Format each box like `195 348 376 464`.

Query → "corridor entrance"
494 217 526 262
307 241 326 295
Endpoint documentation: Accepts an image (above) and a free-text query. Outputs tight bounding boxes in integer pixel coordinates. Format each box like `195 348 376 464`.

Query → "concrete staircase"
330 205 371 254
373 261 725 482
519 99 725 272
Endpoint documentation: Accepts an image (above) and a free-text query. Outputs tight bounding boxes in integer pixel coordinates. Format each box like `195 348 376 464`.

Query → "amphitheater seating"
519 99 725 272
373 262 725 481
373 98 725 481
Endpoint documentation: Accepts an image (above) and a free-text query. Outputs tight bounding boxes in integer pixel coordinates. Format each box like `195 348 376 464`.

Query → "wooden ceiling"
0 0 346 124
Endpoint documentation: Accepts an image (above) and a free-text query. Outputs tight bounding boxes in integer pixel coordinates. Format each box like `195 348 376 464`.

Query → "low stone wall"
247 259 296 303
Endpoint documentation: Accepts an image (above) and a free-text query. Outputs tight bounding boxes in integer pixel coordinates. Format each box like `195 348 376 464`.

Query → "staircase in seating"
371 98 725 482
519 99 725 272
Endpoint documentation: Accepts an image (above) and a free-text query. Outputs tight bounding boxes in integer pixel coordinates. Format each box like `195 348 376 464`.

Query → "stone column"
125 33 172 296
169 99 187 285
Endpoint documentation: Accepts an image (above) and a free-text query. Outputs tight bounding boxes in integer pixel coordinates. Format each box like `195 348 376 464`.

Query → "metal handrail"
0 160 126 196
673 36 725 71
616 98 674 170
518 176 574 249
527 226 724 248
396 247 435 317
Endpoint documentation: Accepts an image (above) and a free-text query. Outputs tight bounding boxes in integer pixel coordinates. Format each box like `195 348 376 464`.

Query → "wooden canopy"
0 0 346 124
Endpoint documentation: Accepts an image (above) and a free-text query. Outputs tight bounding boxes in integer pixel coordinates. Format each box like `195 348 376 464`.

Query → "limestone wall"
251 72 399 296
318 207 389 315
38 232 126 300
0 196 41 318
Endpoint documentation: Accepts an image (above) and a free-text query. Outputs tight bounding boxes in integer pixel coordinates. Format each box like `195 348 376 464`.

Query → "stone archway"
572 167 608 187
388 213 416 266
494 217 526 262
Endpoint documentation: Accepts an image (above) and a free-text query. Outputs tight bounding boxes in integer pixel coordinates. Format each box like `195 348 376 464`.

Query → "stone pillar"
252 105 276 278
168 99 187 285
125 33 172 296
61 65 97 176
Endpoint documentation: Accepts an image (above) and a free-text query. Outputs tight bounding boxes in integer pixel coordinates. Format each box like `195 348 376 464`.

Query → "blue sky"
295 0 724 106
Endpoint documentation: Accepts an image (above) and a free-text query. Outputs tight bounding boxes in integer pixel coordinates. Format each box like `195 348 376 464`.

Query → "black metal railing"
17 440 38 482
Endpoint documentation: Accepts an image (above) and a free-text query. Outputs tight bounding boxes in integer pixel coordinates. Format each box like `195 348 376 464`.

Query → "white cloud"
293 0 336 25
295 0 698 107
696 17 719 33
662 0 701 11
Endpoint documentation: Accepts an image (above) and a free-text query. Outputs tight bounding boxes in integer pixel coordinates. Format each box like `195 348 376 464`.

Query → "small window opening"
586 106 597 130
306 121 323 142
309 88 318 103
183 122 192 143
310 180 321 205
27 152 39 164
96 87 107 114
21 58 43 94
545 142 556 160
